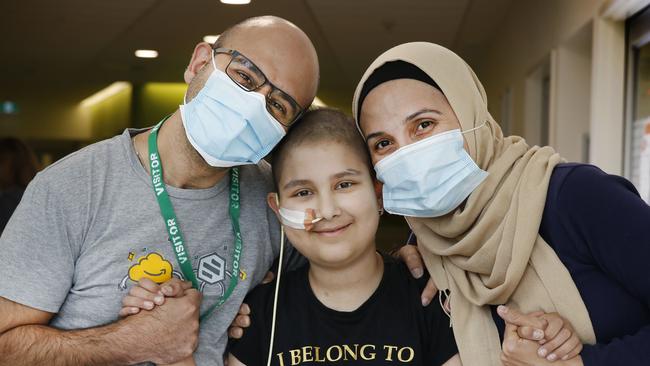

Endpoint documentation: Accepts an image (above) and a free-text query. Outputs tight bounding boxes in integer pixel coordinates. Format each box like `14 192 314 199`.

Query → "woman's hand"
501 322 583 366
393 244 438 306
498 306 583 363
536 312 583 361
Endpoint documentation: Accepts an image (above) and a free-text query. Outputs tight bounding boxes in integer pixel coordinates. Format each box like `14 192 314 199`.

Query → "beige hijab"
353 42 595 365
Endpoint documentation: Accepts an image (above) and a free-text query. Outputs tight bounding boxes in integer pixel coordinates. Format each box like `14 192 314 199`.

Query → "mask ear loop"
461 121 487 135
183 50 219 105
461 121 487 164
267 195 286 366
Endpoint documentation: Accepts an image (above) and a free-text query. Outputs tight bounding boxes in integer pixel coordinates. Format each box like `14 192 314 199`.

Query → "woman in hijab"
353 42 650 366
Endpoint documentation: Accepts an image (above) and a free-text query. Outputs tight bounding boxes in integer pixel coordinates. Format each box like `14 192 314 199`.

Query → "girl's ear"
373 179 383 210
267 192 281 216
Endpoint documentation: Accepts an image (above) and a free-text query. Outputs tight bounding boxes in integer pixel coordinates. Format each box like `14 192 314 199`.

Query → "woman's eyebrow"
365 108 442 140
404 108 442 123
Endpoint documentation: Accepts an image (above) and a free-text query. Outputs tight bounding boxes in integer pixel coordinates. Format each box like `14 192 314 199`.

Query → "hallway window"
626 5 650 203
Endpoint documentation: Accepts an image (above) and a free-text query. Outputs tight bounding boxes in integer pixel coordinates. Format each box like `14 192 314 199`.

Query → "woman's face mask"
359 78 487 217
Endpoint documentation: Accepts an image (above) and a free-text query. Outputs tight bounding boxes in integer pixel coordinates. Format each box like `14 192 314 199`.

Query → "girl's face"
268 141 381 269
359 78 467 166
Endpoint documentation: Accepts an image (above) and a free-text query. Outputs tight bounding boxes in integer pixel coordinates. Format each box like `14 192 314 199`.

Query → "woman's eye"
374 139 391 151
417 120 434 131
336 181 353 190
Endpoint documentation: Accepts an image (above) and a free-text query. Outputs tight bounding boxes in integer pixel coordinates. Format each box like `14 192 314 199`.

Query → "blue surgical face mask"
179 52 286 167
374 126 488 217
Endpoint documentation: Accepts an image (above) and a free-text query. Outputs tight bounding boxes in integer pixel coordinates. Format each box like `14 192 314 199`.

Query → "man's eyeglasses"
213 47 304 127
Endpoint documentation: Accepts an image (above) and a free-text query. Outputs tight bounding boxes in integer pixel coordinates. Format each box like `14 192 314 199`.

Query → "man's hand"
228 303 250 339
0 290 201 366
122 288 202 364
498 306 583 362
393 244 438 306
226 270 274 339
119 278 192 316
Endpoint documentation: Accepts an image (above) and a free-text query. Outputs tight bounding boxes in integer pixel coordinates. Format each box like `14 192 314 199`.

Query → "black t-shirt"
229 254 457 365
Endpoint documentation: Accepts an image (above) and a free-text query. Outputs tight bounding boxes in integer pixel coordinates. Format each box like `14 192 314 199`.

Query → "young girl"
226 108 460 365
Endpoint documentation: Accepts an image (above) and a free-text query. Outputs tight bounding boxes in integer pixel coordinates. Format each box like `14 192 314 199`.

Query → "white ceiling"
1 0 513 109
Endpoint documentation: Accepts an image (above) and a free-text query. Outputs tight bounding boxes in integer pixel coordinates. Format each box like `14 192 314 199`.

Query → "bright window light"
203 35 220 44
135 49 159 58
220 0 251 4
80 82 131 108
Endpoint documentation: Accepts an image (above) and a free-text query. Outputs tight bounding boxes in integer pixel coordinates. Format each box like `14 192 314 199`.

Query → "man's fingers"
537 327 572 361
119 306 141 317
184 288 203 304
122 294 156 310
516 326 545 341
397 245 425 278
228 326 244 339
262 271 275 284
234 314 250 328
137 277 162 295
238 303 250 315
161 278 193 297
421 278 438 306
128 284 165 306
497 305 547 330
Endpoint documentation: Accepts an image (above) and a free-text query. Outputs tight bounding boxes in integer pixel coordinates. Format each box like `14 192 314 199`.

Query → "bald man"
0 16 319 366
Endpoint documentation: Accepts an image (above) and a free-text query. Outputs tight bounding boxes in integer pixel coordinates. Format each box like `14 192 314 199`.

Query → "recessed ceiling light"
135 49 158 58
220 0 251 4
203 35 220 44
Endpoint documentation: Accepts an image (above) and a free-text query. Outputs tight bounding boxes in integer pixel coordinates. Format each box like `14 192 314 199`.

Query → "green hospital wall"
133 82 187 128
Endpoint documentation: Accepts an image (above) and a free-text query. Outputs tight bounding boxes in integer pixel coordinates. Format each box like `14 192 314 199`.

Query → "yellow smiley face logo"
128 253 173 284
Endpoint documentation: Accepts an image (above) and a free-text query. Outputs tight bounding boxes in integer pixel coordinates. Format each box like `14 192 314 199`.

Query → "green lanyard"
147 117 242 321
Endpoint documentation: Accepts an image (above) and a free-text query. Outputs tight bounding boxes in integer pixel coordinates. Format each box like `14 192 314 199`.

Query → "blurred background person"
0 137 39 233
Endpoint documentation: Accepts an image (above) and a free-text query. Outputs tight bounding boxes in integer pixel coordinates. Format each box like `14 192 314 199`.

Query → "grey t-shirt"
0 129 285 365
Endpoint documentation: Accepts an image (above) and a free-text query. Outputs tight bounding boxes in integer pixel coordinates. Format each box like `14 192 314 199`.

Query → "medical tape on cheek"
273 193 322 231
278 207 322 231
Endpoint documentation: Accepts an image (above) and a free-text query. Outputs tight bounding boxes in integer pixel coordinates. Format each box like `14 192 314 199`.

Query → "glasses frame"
212 47 305 127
